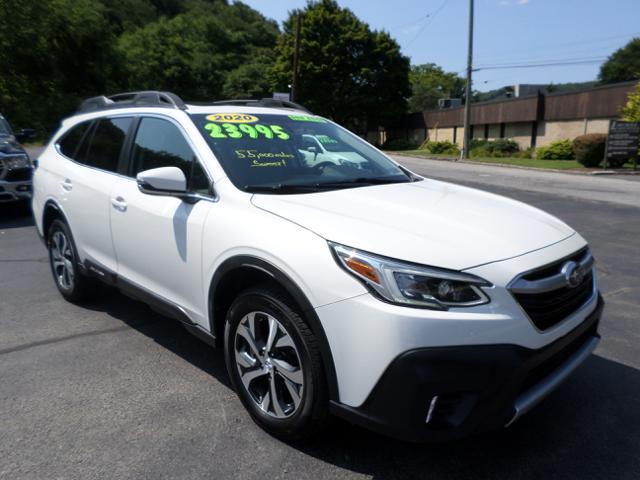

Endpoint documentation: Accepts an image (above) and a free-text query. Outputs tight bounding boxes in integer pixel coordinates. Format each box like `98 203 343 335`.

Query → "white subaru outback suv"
33 91 603 442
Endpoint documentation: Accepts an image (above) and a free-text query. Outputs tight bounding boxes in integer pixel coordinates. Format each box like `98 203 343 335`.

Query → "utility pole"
291 14 301 102
462 0 474 159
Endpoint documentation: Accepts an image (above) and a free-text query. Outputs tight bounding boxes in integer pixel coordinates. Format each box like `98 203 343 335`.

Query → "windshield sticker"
251 159 287 167
234 150 294 167
316 135 338 144
206 113 259 123
288 115 327 123
204 123 291 140
235 149 294 160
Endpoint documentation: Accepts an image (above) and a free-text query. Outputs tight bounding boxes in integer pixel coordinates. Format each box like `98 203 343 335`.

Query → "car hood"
251 179 575 270
0 135 24 155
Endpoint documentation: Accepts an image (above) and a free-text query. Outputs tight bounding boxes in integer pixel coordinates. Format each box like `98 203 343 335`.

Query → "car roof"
64 104 324 127
184 104 310 116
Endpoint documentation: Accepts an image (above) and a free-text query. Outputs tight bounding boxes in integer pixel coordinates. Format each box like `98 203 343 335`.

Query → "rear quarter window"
57 121 92 160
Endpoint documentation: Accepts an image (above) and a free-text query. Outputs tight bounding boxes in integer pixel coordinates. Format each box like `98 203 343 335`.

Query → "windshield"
0 117 12 136
190 113 413 193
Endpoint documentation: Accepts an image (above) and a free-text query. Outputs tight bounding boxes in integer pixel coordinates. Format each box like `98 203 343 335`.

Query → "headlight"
5 154 30 169
330 242 491 310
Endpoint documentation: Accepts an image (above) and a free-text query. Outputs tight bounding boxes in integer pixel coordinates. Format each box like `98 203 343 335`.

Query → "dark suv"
0 114 35 203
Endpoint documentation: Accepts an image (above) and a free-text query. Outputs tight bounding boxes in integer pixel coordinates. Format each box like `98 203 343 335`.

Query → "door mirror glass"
137 167 187 196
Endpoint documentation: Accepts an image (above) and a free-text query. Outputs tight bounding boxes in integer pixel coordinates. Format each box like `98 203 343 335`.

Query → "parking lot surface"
1 154 639 479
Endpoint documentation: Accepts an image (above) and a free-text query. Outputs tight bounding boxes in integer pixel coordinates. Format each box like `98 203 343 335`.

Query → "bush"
422 140 460 155
470 146 490 158
470 139 488 149
514 148 533 159
573 134 606 167
536 139 574 160
381 139 420 151
469 139 520 157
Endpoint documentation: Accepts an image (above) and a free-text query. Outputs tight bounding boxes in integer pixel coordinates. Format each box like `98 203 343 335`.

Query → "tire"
47 219 99 303
224 286 328 441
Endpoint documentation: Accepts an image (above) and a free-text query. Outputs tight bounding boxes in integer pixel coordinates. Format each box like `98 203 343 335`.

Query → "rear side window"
57 121 91 160
131 117 210 193
84 117 133 172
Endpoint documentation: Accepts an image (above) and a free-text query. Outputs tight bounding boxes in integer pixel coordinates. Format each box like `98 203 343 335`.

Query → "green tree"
270 0 410 131
599 38 640 84
223 50 276 99
0 0 119 134
117 1 279 101
621 82 640 121
408 63 465 112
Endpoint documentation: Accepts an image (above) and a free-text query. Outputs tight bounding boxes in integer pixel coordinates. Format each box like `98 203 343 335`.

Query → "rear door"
54 116 133 271
109 115 214 325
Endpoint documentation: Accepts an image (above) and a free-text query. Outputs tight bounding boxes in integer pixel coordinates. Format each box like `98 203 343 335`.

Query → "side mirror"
15 128 37 144
137 167 188 197
307 146 318 153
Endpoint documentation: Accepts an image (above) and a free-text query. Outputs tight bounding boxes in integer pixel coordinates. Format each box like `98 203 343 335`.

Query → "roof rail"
77 91 187 113
210 98 312 113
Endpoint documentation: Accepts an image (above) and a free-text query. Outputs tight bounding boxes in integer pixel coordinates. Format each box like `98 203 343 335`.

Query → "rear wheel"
224 287 328 441
47 219 98 302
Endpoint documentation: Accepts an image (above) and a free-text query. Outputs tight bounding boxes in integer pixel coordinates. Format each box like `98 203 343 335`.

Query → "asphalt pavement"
1 154 639 479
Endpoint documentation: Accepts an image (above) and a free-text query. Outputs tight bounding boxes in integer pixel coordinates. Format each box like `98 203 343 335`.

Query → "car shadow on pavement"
80 287 233 390
80 287 639 480
298 354 640 480
0 202 34 229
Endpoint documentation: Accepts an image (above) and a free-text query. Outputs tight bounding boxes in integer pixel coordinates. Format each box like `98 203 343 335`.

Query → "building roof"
419 80 638 128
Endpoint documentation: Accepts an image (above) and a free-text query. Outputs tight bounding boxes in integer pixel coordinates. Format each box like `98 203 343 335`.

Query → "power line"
474 41 628 64
474 31 639 62
477 58 607 71
405 0 451 48
478 55 606 67
451 53 606 75
388 13 431 31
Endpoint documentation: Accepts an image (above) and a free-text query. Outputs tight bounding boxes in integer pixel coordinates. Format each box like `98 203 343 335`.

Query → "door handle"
111 196 127 212
61 179 73 191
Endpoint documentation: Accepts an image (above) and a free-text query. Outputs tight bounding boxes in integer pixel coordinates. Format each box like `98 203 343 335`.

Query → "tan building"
380 81 637 149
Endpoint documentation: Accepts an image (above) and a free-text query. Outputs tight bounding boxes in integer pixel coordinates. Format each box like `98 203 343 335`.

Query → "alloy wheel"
50 230 75 290
234 311 304 419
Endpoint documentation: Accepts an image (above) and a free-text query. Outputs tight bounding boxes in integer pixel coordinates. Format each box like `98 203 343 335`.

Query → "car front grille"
4 167 32 182
510 248 595 331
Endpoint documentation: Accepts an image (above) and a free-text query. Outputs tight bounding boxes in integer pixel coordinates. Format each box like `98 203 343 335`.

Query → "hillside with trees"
270 0 410 132
599 38 640 84
0 0 411 136
408 64 465 112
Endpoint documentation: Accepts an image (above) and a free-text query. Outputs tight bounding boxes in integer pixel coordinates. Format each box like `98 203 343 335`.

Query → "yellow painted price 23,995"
204 122 290 141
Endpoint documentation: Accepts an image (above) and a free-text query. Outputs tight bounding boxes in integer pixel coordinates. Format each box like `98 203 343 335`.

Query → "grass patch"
395 150 583 170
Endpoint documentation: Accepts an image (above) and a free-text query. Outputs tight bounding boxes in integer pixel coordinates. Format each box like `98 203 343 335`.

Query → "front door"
109 116 213 326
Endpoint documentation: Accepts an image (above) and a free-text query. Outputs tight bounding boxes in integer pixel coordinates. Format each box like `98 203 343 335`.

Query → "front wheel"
224 287 328 441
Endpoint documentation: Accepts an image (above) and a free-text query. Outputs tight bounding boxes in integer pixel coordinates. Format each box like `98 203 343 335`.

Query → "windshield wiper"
245 177 411 194
315 177 410 188
244 183 327 193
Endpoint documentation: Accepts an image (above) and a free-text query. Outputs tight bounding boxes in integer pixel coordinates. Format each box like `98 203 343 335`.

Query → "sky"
238 0 640 92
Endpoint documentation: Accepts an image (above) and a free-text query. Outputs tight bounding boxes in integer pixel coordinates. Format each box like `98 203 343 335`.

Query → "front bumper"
0 173 32 202
330 295 603 442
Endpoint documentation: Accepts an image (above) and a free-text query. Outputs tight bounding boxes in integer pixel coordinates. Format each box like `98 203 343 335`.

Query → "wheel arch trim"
208 255 340 401
42 199 69 243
